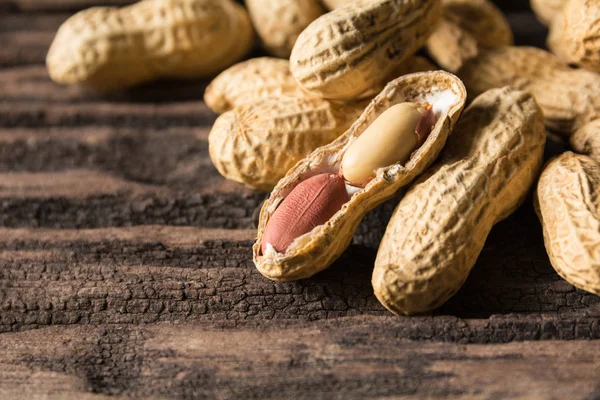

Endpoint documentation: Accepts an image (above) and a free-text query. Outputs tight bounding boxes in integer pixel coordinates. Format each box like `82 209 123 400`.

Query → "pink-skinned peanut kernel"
261 173 348 254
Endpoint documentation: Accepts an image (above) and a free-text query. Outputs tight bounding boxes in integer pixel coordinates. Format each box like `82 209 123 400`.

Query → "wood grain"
2 208 600 341
0 324 599 399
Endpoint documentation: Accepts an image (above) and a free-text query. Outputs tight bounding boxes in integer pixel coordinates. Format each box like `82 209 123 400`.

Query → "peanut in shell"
204 58 304 114
548 0 600 73
373 87 546 315
570 119 600 164
246 0 325 58
47 0 254 90
458 46 600 136
290 0 443 100
535 152 600 297
426 0 513 72
254 71 466 281
530 0 567 26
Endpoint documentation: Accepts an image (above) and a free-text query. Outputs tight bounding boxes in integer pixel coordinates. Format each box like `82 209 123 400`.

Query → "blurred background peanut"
426 0 513 72
548 0 600 73
530 0 566 25
246 0 325 58
47 0 254 90
458 46 600 136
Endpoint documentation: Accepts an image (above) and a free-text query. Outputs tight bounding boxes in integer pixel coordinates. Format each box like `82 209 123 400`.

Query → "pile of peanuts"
47 0 600 315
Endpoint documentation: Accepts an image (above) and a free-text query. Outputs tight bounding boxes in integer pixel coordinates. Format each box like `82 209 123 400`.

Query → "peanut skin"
262 173 348 254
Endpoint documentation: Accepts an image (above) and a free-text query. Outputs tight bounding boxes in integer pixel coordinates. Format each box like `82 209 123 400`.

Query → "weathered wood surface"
1 324 600 399
1 1 599 398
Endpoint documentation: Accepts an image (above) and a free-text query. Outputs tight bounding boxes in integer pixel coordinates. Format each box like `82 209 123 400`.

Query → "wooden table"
1 1 599 398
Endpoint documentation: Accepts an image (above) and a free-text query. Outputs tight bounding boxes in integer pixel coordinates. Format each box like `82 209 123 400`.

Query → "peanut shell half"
254 71 466 281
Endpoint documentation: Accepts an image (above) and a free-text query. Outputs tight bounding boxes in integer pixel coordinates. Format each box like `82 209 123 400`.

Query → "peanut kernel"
262 173 348 254
341 102 432 186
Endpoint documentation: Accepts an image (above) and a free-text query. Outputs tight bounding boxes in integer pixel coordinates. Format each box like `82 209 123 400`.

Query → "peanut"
246 0 325 58
290 0 443 100
262 173 348 254
373 87 546 315
341 103 433 186
208 96 369 191
458 46 600 136
426 0 513 72
570 119 600 164
262 102 435 253
530 0 567 26
535 152 600 296
46 0 254 90
548 0 600 73
254 71 466 281
204 58 303 114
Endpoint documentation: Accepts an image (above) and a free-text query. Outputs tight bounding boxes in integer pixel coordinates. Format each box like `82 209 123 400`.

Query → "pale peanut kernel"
341 102 433 187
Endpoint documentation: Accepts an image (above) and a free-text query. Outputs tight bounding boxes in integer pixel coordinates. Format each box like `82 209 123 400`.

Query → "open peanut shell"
253 71 467 281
